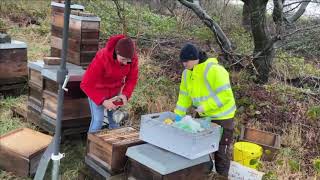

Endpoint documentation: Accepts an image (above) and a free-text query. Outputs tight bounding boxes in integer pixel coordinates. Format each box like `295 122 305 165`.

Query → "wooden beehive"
126 144 211 180
0 40 27 94
86 127 144 174
39 68 90 134
239 126 281 161
51 2 100 67
0 128 52 177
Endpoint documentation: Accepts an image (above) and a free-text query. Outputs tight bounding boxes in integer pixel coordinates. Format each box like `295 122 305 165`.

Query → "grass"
0 0 319 179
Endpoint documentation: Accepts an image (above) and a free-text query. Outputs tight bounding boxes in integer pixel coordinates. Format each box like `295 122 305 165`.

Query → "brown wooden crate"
239 126 281 161
0 48 27 62
50 47 96 67
82 31 99 39
81 21 100 31
0 77 26 86
43 56 61 65
87 127 144 174
127 159 210 180
43 78 86 98
42 90 90 120
28 68 43 89
51 24 81 40
51 13 82 30
0 61 27 79
0 128 52 177
51 36 81 52
28 86 43 107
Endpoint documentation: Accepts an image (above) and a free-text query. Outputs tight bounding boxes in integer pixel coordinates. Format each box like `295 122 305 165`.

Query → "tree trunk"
247 0 275 84
242 3 251 31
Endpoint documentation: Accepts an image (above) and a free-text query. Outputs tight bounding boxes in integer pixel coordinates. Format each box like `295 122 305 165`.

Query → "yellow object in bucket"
233 142 263 169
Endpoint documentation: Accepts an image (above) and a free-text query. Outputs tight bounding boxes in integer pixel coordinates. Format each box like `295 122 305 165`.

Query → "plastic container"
139 112 222 159
233 142 263 169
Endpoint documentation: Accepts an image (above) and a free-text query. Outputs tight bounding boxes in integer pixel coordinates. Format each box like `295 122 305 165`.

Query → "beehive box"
87 127 144 174
126 144 211 180
239 126 281 161
140 112 222 159
27 60 83 108
51 2 100 67
51 1 84 16
27 60 84 129
0 40 27 94
0 128 52 177
39 67 90 133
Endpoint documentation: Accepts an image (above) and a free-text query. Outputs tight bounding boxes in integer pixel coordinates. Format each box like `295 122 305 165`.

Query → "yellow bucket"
233 142 263 169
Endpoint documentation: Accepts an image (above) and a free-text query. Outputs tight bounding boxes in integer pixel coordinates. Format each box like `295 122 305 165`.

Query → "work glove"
195 106 204 113
175 114 183 122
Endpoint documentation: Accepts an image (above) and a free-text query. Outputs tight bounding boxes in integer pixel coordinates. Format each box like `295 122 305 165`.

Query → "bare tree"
178 0 317 84
112 0 127 35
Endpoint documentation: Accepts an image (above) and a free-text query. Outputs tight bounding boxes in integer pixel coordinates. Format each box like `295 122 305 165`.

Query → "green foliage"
189 26 213 41
0 18 5 29
229 27 254 54
283 24 320 57
307 106 320 121
262 171 278 180
273 52 320 79
0 0 50 21
128 65 178 115
288 159 300 172
76 1 179 39
314 158 320 174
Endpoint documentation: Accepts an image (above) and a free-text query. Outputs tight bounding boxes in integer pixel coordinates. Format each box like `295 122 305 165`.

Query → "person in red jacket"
81 34 138 132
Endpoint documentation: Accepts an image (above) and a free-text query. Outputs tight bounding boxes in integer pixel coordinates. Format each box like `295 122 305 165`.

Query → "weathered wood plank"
43 56 61 65
0 61 27 78
29 68 43 89
51 24 81 39
240 126 281 161
0 48 27 62
0 128 52 177
51 36 81 52
87 128 144 174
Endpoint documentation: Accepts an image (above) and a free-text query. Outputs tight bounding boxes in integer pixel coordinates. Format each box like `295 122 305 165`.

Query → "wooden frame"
239 126 281 161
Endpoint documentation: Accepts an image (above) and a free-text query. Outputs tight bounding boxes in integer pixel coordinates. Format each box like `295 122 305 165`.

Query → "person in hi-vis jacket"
174 43 236 177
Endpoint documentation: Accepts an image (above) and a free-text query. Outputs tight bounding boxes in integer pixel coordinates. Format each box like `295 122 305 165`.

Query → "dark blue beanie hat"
180 43 199 62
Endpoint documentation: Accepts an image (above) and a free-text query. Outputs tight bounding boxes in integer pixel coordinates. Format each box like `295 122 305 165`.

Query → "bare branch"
286 0 311 23
178 0 233 55
273 0 284 35
284 0 319 7
112 0 127 34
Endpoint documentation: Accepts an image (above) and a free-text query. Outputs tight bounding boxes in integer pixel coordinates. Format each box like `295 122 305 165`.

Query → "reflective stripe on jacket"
174 58 236 120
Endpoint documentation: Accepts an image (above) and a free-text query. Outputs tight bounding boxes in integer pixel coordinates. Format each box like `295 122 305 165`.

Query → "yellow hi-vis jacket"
174 58 236 120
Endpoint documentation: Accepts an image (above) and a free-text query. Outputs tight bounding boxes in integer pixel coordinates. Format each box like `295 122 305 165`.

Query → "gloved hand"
195 106 204 113
175 114 183 122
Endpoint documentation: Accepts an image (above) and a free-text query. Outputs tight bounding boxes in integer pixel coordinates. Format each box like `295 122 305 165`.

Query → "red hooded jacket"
80 34 138 105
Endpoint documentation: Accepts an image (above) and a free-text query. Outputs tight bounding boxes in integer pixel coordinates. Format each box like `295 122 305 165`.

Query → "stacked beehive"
0 36 28 95
26 1 101 135
51 1 100 68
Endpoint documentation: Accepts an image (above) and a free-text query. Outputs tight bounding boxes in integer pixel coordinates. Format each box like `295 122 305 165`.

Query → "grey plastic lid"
51 2 85 10
70 14 101 22
0 40 27 49
126 144 210 175
42 68 85 82
28 60 83 72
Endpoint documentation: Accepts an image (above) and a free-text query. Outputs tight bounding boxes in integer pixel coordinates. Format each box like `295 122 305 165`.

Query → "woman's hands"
102 99 118 110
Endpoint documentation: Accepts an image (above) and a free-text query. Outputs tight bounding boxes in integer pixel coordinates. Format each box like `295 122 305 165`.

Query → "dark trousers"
211 119 234 177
